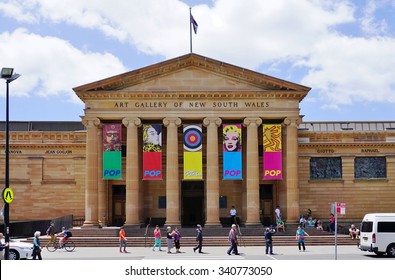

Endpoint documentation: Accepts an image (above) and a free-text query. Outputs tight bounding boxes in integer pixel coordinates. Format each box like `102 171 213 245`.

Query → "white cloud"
1 0 395 111
0 28 127 102
300 35 395 105
360 0 389 36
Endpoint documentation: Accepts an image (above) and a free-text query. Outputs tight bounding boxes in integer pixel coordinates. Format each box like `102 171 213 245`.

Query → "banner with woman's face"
223 124 242 180
142 124 162 180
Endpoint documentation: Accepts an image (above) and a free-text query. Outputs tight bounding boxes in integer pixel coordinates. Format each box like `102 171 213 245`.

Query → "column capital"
243 117 262 127
203 117 222 127
122 117 142 128
163 117 182 127
81 117 100 128
284 117 302 127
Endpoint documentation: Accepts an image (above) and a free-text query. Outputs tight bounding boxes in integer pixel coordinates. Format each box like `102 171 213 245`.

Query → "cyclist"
57 227 72 248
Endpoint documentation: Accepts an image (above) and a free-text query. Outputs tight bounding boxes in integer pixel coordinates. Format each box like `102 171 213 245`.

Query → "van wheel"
387 244 395 257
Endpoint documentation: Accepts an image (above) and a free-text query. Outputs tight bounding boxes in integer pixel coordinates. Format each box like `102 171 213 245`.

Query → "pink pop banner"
263 124 283 180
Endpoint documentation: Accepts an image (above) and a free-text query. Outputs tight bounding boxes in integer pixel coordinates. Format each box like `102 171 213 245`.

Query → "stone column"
163 117 182 226
82 117 100 227
203 117 222 226
243 117 262 225
122 117 142 227
97 126 107 226
284 117 302 222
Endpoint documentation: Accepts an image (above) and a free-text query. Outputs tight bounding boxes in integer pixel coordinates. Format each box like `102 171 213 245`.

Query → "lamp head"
1 68 14 79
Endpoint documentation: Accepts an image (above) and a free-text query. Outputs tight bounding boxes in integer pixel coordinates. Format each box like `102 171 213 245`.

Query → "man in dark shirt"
193 224 203 253
264 227 276 255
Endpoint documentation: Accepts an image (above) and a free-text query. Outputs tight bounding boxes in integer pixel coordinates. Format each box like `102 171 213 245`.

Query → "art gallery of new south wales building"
1 53 394 230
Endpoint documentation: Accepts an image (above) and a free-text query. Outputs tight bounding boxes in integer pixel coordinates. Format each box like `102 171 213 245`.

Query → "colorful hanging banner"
223 124 242 179
183 124 203 179
263 124 283 180
103 123 122 179
143 124 162 180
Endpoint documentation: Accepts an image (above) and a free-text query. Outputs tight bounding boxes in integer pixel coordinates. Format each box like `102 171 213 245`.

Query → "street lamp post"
1 67 20 260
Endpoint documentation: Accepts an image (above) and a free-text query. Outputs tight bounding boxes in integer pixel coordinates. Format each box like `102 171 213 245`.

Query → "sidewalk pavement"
38 245 384 260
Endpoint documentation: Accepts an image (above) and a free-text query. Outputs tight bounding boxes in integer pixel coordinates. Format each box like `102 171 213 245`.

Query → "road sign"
336 203 346 215
2 188 14 204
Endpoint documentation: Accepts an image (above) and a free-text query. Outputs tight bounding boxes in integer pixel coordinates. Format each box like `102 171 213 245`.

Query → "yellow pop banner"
183 125 203 179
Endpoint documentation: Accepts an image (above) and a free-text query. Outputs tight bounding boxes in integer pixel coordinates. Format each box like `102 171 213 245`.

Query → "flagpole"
189 7 193 53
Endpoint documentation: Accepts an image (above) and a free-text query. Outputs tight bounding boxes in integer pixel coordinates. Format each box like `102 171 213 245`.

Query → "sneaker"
124 250 128 253
193 248 196 253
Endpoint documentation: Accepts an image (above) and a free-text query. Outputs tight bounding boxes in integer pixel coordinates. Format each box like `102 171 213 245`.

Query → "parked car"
359 213 395 257
2 239 34 260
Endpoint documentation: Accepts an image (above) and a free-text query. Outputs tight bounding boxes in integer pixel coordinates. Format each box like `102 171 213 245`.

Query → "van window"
377 222 395 233
361 221 373 232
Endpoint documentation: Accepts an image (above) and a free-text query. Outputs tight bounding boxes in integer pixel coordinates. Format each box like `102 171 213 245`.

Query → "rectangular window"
378 222 395 233
219 196 227 209
310 157 342 179
361 221 373 232
355 157 386 179
158 196 166 209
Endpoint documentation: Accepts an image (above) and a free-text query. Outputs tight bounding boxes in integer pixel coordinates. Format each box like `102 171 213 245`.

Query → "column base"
82 221 100 228
244 223 264 228
204 223 222 228
124 224 143 230
164 223 181 228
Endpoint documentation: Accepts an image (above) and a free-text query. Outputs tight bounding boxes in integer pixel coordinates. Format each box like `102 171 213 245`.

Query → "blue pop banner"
223 124 242 180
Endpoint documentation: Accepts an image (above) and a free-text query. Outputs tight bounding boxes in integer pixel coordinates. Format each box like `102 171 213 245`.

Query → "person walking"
0 232 9 260
296 225 309 252
45 221 55 247
152 225 162 251
193 224 203 253
32 231 42 260
173 227 182 253
166 226 174 254
119 226 128 253
227 224 239 255
264 227 276 255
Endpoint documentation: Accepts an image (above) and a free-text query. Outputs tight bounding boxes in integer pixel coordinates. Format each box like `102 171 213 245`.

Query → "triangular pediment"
74 53 310 101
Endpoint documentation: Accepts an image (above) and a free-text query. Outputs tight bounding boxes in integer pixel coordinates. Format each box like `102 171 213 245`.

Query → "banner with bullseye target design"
183 124 203 179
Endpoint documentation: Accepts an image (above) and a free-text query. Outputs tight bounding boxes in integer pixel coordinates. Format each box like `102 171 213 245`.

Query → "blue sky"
1 0 395 122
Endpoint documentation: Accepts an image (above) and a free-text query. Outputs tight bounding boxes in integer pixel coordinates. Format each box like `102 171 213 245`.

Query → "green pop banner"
103 124 122 179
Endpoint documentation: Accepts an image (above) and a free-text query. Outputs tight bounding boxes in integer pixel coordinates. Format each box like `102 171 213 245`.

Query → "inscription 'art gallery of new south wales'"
1 54 395 228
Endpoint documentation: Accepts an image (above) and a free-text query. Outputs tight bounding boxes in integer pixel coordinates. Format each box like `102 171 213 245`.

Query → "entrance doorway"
181 181 204 226
259 184 273 226
112 185 126 226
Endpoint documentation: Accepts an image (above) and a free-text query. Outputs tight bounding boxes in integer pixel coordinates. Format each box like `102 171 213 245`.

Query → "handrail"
236 217 244 247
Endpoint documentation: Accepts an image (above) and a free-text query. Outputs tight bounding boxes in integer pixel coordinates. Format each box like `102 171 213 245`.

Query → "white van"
359 213 395 257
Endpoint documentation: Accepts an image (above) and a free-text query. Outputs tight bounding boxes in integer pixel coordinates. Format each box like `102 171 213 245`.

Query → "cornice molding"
77 90 307 101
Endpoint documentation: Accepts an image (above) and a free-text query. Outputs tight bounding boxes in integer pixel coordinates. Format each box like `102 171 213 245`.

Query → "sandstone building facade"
1 54 394 227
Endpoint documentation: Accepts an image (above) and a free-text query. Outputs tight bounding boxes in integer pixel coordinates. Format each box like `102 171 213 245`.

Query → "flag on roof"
191 14 198 34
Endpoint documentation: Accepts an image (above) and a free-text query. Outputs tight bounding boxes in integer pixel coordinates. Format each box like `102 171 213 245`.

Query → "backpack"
65 230 72 237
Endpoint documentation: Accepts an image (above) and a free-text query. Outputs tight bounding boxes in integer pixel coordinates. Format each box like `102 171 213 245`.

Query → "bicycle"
46 238 75 252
